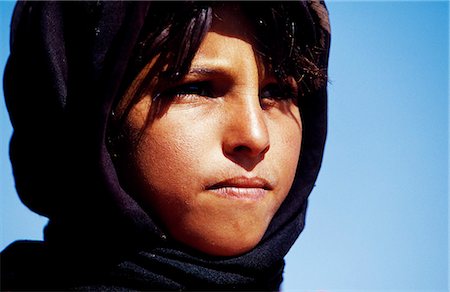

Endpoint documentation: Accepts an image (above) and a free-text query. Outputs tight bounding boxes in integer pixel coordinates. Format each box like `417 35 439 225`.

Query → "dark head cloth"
1 1 330 290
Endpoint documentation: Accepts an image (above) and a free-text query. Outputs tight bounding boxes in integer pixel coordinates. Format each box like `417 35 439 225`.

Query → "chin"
171 220 268 257
204 235 263 257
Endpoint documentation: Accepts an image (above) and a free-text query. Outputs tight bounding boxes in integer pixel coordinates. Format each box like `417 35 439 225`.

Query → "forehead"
191 31 254 65
189 5 269 81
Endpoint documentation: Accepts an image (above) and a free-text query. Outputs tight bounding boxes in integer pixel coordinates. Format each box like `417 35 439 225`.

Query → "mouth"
206 176 272 200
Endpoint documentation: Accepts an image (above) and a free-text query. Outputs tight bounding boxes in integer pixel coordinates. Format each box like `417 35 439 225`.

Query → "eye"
259 83 297 108
167 81 215 100
260 84 286 100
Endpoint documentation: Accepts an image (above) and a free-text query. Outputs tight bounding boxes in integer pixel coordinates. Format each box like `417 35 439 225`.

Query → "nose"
222 99 270 168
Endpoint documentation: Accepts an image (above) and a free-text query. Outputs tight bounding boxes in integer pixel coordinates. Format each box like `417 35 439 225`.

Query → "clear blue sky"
1 1 448 291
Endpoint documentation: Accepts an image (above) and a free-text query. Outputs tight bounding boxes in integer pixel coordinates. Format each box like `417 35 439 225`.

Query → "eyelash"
168 81 215 99
165 81 296 105
260 84 296 101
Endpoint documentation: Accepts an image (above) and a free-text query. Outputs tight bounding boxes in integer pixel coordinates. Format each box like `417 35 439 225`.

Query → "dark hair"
108 1 327 152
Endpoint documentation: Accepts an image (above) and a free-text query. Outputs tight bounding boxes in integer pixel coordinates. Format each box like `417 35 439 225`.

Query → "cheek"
135 121 202 193
128 107 220 208
268 108 302 196
126 118 200 229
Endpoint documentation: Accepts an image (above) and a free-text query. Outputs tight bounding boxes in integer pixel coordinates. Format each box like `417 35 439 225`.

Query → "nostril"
232 143 270 157
225 143 269 171
234 145 248 153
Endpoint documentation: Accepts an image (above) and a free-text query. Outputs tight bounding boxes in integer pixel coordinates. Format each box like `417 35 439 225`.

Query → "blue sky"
1 1 448 291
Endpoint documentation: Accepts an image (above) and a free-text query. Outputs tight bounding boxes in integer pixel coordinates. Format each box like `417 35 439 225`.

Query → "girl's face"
121 10 302 256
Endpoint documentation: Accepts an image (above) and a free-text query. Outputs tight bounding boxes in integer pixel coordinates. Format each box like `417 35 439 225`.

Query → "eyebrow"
185 63 272 84
187 67 229 78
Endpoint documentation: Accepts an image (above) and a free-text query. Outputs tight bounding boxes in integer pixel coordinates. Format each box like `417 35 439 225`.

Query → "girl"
1 1 330 290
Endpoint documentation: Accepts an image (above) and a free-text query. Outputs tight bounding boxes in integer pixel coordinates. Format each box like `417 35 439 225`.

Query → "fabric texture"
1 1 331 290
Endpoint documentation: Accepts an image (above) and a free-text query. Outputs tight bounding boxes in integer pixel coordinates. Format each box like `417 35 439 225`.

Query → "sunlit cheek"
271 110 302 198
287 107 302 153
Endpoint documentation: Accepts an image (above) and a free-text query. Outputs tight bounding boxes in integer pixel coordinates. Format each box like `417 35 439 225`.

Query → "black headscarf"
1 1 330 290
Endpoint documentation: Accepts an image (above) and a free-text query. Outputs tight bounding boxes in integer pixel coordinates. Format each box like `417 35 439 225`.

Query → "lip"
206 176 272 200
